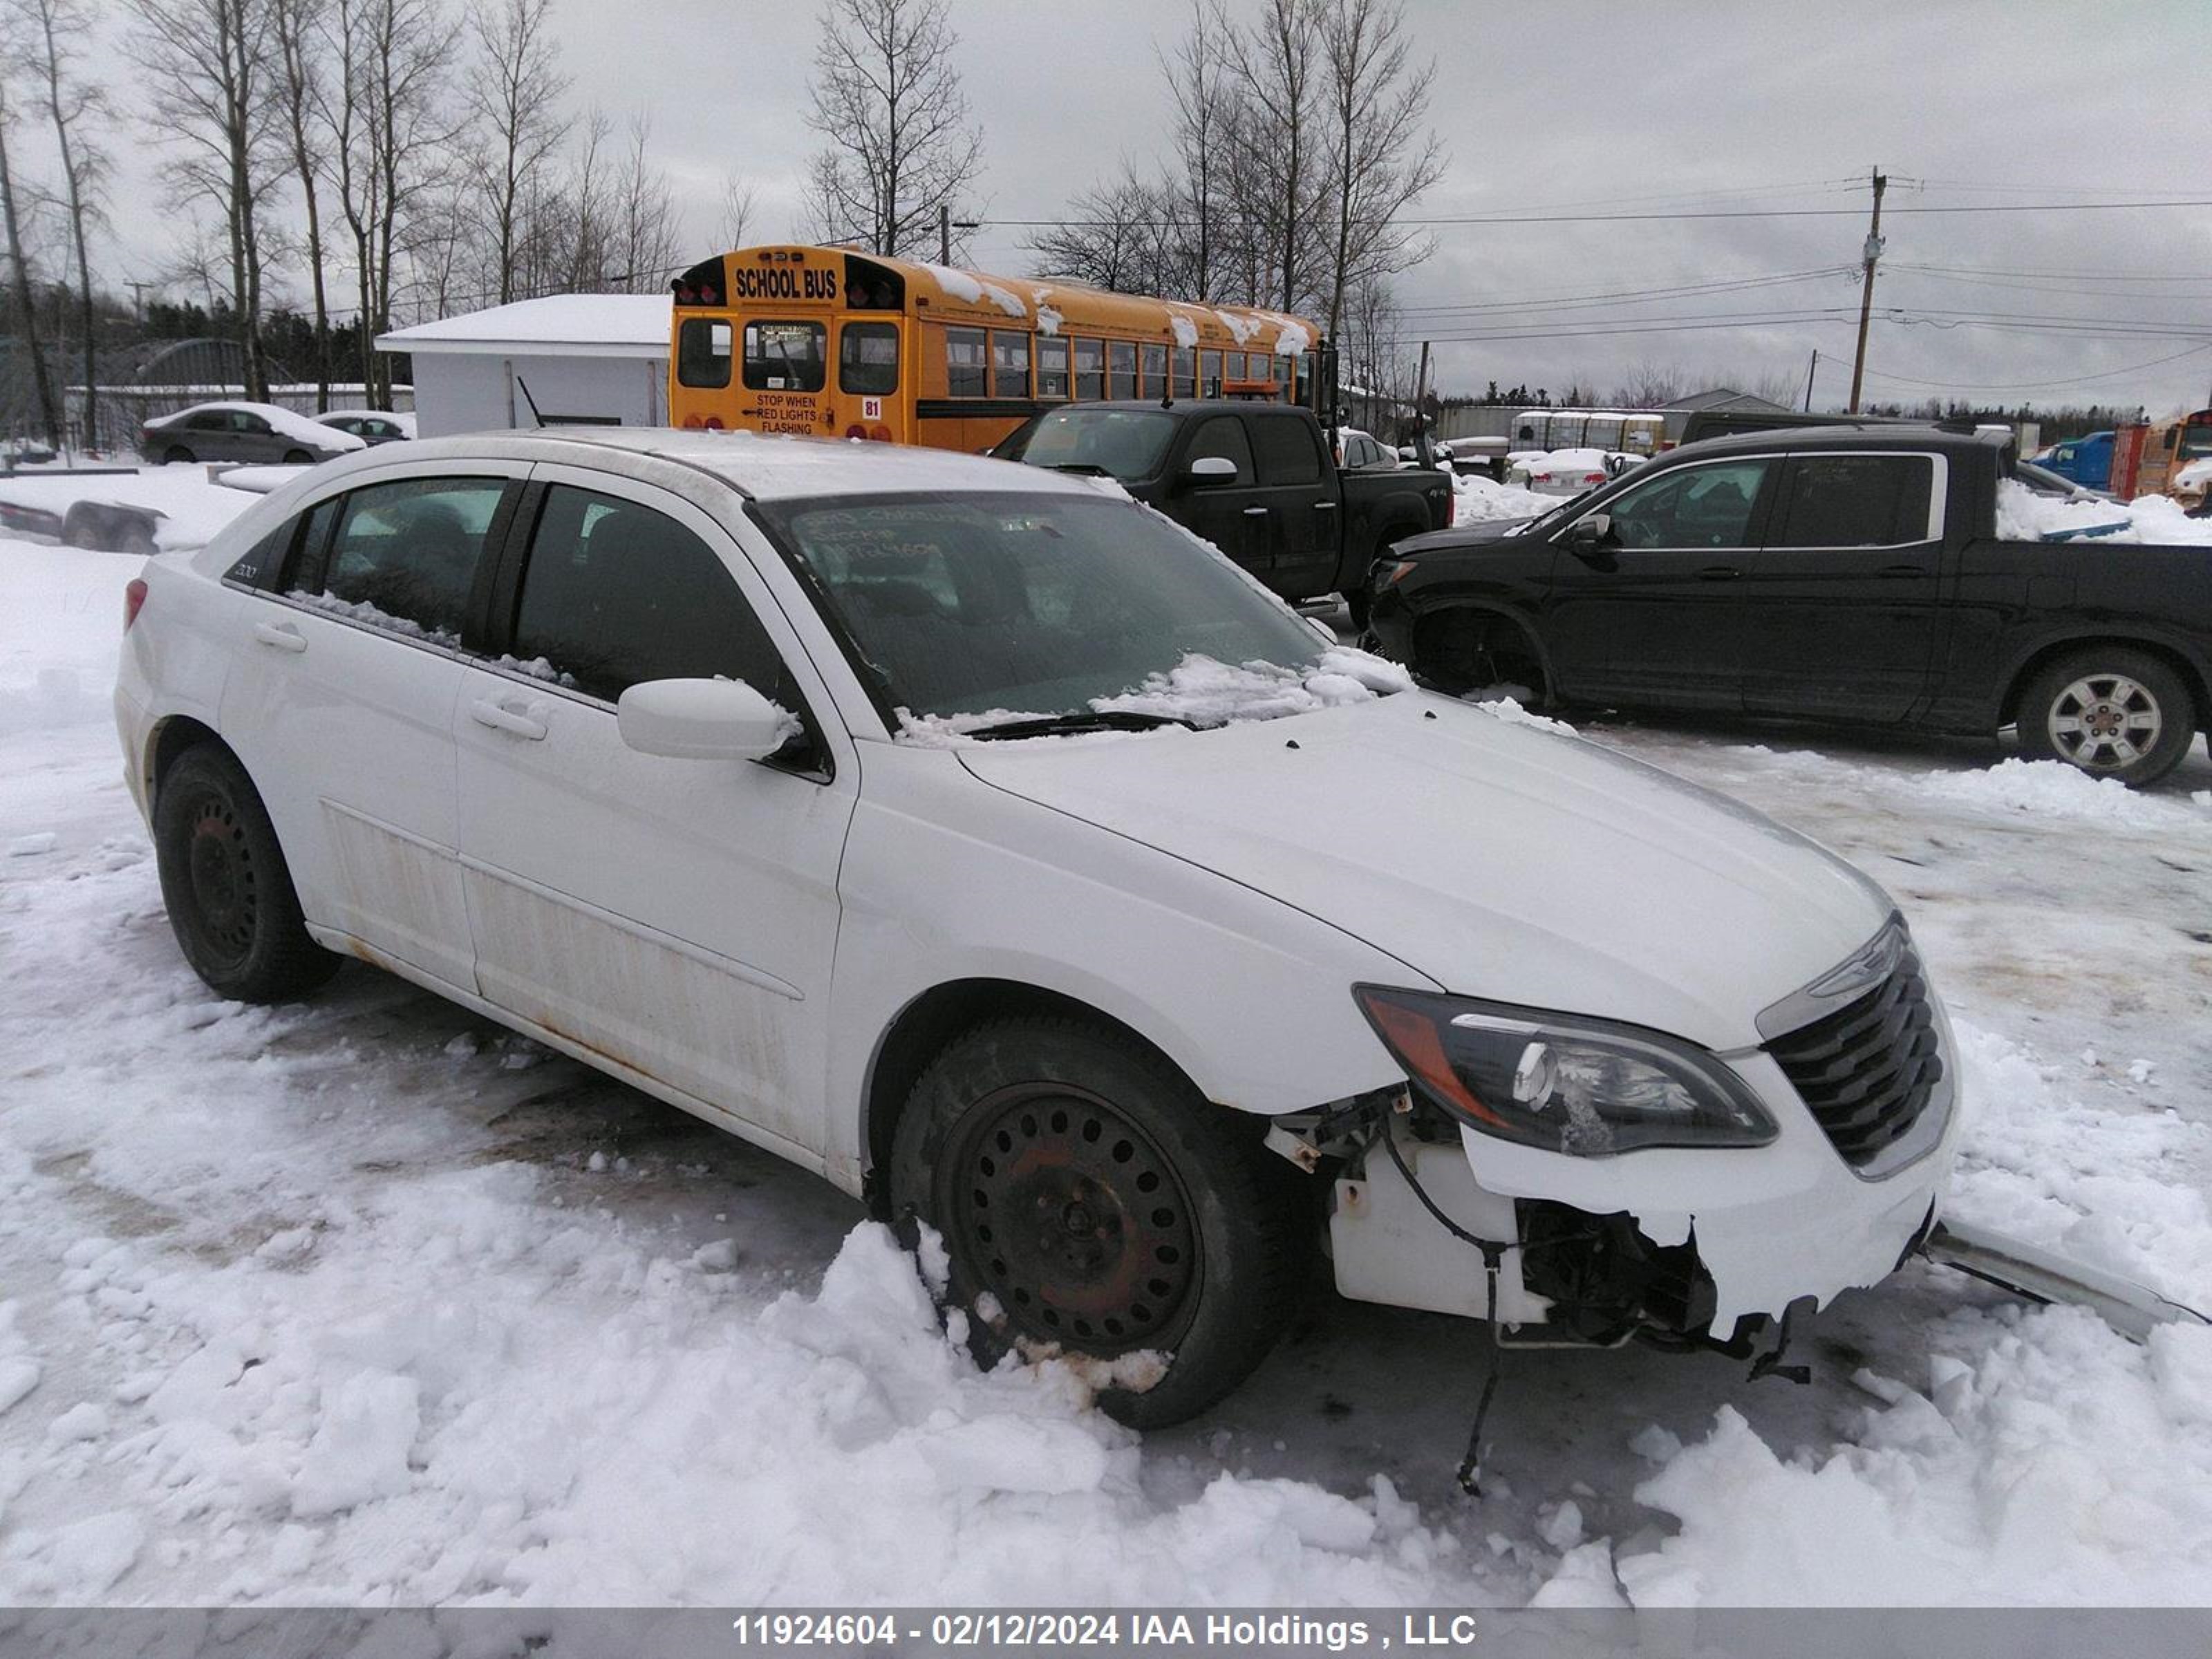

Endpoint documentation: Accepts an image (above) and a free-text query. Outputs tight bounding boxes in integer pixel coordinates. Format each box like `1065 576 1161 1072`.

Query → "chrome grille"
1765 944 1944 1170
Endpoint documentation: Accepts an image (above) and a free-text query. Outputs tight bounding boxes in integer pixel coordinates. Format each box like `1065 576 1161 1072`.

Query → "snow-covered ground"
2 542 2209 1606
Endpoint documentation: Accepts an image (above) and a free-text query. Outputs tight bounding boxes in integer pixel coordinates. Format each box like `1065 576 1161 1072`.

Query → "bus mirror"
1183 456 1238 489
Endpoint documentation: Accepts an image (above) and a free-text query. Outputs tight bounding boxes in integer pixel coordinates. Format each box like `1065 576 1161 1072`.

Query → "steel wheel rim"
2048 673 2162 772
950 1082 1198 1353
183 790 259 965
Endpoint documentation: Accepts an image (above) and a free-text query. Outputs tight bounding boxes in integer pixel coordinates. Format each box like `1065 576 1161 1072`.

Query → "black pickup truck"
992 400 1451 624
1368 423 2212 785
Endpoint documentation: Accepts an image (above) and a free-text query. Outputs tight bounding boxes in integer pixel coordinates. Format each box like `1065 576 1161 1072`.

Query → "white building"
375 294 672 438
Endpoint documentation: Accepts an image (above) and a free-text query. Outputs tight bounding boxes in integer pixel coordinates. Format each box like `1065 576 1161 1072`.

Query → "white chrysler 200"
115 429 1960 1428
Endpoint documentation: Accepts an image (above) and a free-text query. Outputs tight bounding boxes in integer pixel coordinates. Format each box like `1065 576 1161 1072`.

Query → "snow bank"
1451 474 1555 525
1994 478 2212 545
0 468 263 551
1913 756 2212 829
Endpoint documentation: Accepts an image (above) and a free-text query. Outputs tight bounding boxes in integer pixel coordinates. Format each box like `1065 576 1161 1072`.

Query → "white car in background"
114 430 1960 1426
1509 446 1647 498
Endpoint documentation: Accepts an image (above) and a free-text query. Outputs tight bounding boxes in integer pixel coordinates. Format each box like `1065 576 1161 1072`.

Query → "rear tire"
163 445 194 465
889 1017 1302 1428
153 744 340 1002
2016 646 2195 787
283 449 312 464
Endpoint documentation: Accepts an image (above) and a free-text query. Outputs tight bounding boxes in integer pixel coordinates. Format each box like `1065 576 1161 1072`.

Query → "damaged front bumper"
1329 1042 1965 1349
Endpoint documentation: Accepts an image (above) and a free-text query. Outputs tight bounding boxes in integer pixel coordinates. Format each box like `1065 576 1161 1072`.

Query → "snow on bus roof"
375 294 672 357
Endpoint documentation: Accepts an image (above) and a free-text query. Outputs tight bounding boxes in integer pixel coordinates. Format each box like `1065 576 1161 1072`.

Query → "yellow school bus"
666 244 1333 453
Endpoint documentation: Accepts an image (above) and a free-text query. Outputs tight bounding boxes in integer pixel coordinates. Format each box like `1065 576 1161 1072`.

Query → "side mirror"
1564 513 1611 550
617 677 794 761
1181 455 1239 489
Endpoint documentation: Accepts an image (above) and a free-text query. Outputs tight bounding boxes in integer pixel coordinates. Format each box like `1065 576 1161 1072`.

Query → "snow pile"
0 468 263 551
1468 696 1575 735
920 263 1027 319
1994 478 2212 545
1451 474 1554 525
897 648 1411 745
1913 757 2212 828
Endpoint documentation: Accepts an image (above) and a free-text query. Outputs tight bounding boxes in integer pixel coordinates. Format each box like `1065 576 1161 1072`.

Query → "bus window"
1171 346 1194 396
1108 341 1137 400
677 318 733 388
992 331 1030 398
1275 356 1294 400
1074 339 1105 401
1223 351 1245 380
743 321 826 391
946 327 988 397
839 321 899 395
1140 343 1165 396
1201 350 1222 395
1038 337 1070 401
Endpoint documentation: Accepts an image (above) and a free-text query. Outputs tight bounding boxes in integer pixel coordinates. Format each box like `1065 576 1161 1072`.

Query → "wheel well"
860 978 1198 1217
148 715 228 804
2000 637 2209 732
1413 606 1550 696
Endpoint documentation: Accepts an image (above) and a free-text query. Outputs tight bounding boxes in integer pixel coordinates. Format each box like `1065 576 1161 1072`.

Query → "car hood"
1400 517 1543 554
955 693 1894 1050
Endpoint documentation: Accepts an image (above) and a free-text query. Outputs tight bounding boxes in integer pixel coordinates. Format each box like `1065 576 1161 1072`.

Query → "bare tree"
0 20 62 445
608 112 677 293
1317 0 1439 341
717 174 757 251
1227 0 1324 315
803 0 984 259
12 0 108 444
465 0 568 305
126 0 279 400
323 0 453 404
558 103 613 289
1611 361 1684 409
1157 0 1236 301
1024 167 1182 294
270 0 332 407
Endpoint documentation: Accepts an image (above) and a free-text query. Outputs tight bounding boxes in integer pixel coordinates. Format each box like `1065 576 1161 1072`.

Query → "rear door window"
677 317 734 388
1773 455 1936 547
742 321 826 391
840 322 899 395
295 478 508 644
1250 415 1322 485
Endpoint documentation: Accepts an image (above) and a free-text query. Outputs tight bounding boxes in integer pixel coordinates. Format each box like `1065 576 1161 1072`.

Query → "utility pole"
939 204 951 265
1848 167 1887 415
1803 348 1819 412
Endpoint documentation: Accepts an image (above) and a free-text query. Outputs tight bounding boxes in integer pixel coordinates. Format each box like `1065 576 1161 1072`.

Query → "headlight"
1353 986 1777 1156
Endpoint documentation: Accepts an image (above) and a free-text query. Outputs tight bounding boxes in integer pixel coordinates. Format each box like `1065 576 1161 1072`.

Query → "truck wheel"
1344 586 1373 631
2016 647 2195 787
62 507 102 550
889 1017 1302 1428
153 744 341 1002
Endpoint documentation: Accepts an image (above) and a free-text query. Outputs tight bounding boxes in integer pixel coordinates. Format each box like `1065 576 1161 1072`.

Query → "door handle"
470 698 548 741
1243 506 1271 518
1877 564 1928 579
1696 565 1741 581
1314 500 1338 510
253 621 308 653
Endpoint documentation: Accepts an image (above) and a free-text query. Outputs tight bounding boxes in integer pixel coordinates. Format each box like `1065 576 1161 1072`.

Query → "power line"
1855 342 2212 392
1396 267 1855 317
982 198 2212 230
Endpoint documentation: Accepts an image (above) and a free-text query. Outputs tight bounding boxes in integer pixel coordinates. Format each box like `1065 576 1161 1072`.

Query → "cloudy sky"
68 0 2212 414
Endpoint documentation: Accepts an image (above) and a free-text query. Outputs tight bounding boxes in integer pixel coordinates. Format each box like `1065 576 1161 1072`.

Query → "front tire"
2016 647 2195 787
153 744 340 1002
890 1018 1302 1428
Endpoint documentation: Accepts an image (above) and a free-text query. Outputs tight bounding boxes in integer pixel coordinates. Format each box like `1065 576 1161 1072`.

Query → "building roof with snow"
375 294 673 359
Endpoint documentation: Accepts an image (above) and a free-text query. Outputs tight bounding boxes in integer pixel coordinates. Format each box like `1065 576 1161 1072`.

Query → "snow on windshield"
1995 478 2212 545
894 646 1412 746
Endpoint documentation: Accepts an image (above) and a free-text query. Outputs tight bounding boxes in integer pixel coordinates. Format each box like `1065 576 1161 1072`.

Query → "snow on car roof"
254 427 1111 507
155 400 368 450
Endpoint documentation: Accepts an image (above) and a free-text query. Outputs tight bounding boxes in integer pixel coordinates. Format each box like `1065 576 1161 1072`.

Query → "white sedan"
114 430 1961 1424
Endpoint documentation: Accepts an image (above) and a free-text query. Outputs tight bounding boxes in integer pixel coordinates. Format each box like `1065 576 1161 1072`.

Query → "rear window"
1773 455 1936 547
742 321 826 392
298 478 507 644
840 322 899 395
677 317 733 388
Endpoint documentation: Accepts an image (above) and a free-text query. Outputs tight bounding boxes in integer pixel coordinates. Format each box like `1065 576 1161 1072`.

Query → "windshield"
754 491 1333 722
990 408 1179 481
